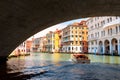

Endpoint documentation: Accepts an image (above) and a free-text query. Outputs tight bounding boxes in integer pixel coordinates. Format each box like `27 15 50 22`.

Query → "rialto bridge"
0 0 120 63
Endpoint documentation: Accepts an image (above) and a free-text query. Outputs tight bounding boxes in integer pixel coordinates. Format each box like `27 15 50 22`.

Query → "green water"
30 53 120 64
1 53 120 80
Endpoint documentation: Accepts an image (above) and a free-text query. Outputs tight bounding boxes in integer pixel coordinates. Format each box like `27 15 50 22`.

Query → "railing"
103 18 120 29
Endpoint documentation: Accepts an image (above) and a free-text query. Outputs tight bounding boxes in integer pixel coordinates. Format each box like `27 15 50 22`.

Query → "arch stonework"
111 38 118 55
0 0 120 62
98 41 103 54
101 38 120 55
118 39 120 55
104 39 110 54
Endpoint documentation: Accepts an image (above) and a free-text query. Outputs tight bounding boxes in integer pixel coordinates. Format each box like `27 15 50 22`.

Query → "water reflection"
52 53 61 66
28 53 120 65
0 53 120 80
87 54 120 64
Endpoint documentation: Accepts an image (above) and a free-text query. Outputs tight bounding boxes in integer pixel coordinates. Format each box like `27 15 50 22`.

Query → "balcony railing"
88 37 99 41
103 18 120 29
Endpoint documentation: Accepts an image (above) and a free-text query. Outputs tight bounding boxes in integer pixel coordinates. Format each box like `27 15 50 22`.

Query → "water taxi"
71 54 90 63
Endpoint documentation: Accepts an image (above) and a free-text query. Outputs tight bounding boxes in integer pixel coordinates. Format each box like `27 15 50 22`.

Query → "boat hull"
72 58 90 63
71 54 90 63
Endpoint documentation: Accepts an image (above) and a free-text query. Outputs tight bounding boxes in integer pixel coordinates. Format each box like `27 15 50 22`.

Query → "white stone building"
87 16 120 55
46 31 54 52
31 38 40 52
10 42 27 56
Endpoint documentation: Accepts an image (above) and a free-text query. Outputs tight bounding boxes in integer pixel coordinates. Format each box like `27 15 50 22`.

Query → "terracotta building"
26 40 32 52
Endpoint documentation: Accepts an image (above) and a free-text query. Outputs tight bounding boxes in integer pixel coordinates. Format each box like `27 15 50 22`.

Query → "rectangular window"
72 47 74 50
101 31 103 37
76 41 78 44
104 31 105 36
107 18 109 23
98 23 99 27
110 17 112 22
91 41 94 45
68 47 70 50
119 25 120 32
76 47 77 50
86 32 88 34
108 29 109 35
111 28 112 35
80 41 81 45
82 32 84 34
83 42 84 45
83 37 84 39
98 32 99 37
80 47 81 50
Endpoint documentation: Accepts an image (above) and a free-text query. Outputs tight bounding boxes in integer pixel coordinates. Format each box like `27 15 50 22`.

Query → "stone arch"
104 40 110 55
98 41 103 54
0 0 120 62
111 38 118 55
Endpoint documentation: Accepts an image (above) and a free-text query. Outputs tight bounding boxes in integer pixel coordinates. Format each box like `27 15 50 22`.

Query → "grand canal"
0 53 120 80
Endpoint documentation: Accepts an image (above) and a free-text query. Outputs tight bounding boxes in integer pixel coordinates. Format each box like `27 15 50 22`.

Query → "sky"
28 18 88 40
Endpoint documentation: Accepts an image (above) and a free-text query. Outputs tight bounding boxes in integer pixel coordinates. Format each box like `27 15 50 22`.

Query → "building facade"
26 40 32 52
10 40 30 56
54 29 62 52
31 38 40 52
39 37 47 52
62 21 88 53
87 16 120 55
46 31 54 52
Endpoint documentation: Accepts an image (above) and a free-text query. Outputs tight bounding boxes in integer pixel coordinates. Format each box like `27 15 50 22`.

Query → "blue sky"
28 18 88 39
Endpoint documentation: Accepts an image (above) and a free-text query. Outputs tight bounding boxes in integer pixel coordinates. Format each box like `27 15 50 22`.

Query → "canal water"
0 53 120 80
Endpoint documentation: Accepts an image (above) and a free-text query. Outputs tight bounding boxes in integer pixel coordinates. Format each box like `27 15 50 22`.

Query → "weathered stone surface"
0 0 120 62
0 56 8 64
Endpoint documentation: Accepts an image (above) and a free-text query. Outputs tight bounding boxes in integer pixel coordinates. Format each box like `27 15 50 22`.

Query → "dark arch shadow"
0 0 120 63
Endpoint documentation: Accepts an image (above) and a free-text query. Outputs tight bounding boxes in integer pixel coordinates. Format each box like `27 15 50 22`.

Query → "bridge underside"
0 0 120 63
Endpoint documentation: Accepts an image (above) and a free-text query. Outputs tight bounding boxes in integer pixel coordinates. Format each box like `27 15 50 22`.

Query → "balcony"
88 37 98 41
103 18 120 29
62 39 70 42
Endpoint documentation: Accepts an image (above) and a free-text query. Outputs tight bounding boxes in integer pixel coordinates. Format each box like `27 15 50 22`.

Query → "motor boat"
71 54 90 63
